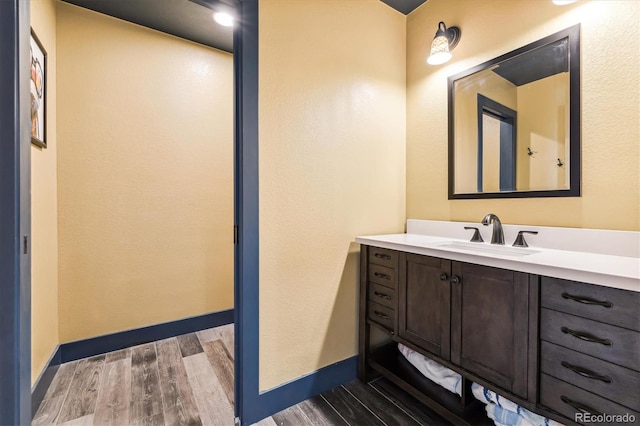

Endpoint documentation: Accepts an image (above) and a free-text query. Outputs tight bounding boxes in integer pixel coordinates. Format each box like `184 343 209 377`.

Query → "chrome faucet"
481 213 505 245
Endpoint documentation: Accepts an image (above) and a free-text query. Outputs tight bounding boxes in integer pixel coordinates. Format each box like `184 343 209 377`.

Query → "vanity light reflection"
213 11 234 27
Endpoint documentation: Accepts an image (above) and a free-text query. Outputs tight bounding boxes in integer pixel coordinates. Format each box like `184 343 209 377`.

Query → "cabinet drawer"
368 301 394 331
541 308 640 371
368 264 397 288
368 247 398 269
368 282 395 309
540 341 640 411
540 374 640 425
541 277 640 331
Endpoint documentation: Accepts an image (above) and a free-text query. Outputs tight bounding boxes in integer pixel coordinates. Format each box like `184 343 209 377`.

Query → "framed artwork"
30 29 47 148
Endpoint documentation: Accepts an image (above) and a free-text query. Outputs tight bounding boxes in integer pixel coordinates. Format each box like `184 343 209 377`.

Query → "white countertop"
356 223 640 293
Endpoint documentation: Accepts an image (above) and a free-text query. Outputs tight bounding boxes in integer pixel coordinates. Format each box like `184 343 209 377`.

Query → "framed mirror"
448 25 580 199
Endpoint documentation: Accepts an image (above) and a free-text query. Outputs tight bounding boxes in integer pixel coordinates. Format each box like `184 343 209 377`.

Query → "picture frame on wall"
30 29 47 148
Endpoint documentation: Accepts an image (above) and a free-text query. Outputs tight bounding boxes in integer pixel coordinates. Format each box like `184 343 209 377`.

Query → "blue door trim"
0 0 31 423
233 0 259 422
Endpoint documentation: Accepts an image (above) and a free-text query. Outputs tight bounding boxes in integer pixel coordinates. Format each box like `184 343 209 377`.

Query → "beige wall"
517 74 569 191
30 0 59 386
407 0 640 230
259 0 406 391
56 3 234 342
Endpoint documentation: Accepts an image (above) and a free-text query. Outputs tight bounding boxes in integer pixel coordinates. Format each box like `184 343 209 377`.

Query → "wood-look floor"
34 324 448 426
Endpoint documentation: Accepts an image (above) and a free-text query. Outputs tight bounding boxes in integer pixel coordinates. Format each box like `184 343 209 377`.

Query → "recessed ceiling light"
213 12 234 27
552 0 578 5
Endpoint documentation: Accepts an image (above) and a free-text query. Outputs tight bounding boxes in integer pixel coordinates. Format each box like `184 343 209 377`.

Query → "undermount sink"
437 241 541 257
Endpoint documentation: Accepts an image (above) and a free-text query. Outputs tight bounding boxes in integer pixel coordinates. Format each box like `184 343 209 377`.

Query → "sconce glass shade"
427 22 461 65
427 35 452 65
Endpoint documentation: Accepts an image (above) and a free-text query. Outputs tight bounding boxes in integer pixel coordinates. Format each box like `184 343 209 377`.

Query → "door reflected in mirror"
448 25 580 199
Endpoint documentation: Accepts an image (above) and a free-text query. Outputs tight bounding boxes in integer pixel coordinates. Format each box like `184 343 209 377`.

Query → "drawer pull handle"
374 272 391 280
374 291 391 300
561 292 613 308
561 361 613 383
560 395 602 416
561 327 612 346
374 253 392 260
374 311 391 321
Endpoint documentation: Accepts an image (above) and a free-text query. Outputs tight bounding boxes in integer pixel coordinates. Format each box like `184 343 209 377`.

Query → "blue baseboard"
59 309 234 363
31 308 233 418
242 355 358 425
30 347 62 418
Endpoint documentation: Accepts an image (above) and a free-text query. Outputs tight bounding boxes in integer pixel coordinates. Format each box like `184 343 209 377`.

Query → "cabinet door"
398 253 451 360
451 262 529 398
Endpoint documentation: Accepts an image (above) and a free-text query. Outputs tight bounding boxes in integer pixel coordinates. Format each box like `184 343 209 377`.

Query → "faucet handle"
513 231 538 248
464 227 484 243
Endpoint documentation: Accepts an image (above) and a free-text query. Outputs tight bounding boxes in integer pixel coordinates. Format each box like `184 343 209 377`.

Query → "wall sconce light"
427 22 461 65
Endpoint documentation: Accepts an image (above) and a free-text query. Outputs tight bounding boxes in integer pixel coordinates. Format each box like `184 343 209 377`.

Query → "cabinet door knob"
451 275 461 284
440 273 448 281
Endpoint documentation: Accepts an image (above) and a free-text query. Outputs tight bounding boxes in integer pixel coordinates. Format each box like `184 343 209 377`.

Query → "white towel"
472 383 564 426
398 343 462 396
486 403 536 426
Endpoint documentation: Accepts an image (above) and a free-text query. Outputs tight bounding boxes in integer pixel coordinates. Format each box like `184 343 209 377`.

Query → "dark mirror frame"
448 24 581 199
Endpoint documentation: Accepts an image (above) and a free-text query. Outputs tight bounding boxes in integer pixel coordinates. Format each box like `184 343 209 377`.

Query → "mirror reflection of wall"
449 27 578 199
518 73 570 191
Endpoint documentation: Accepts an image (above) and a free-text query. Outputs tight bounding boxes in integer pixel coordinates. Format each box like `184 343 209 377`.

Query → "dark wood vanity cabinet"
360 245 538 424
538 277 640 421
365 247 398 333
450 263 535 399
359 244 640 426
397 253 535 399
398 253 451 361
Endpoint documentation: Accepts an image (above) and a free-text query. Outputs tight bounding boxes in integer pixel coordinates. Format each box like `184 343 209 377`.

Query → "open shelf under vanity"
368 342 491 425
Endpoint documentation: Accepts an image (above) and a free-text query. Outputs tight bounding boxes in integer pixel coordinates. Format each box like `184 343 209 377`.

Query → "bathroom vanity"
356 220 640 426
